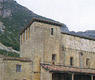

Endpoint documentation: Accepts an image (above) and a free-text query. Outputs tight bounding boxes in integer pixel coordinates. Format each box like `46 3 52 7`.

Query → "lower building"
0 55 32 80
0 18 95 80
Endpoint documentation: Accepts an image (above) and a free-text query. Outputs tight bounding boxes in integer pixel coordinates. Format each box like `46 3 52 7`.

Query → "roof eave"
20 18 63 35
61 32 95 41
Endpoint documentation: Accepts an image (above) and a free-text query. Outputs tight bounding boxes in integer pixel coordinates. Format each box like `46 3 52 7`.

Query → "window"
52 54 56 61
86 58 90 67
62 45 65 51
52 54 56 64
70 57 73 66
79 52 83 68
16 65 21 72
80 52 83 56
51 28 54 35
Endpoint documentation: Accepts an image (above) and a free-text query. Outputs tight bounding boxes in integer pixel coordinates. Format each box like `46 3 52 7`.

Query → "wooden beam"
72 73 74 80
91 75 93 80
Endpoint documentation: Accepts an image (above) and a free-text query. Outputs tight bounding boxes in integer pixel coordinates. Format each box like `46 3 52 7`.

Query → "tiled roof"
61 32 95 41
41 64 95 74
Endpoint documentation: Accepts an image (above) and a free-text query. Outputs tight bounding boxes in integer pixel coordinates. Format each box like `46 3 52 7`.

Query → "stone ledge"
3 57 32 62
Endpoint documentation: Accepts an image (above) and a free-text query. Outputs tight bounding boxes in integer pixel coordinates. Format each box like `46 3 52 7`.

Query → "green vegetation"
0 49 20 57
0 0 64 52
0 1 33 51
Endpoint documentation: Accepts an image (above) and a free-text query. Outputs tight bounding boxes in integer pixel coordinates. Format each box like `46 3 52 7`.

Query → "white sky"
16 0 95 32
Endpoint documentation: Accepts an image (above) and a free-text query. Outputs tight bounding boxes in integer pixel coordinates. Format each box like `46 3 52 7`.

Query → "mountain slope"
77 30 95 38
0 0 95 52
0 0 38 51
0 0 68 51
70 30 95 39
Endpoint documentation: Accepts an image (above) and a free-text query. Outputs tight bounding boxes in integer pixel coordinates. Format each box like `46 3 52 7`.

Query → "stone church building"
0 18 95 80
20 18 95 80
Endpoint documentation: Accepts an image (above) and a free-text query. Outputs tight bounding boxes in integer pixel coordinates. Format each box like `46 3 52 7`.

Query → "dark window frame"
52 54 56 61
86 58 90 66
62 45 65 51
51 28 54 35
80 52 83 56
70 57 73 66
16 64 21 72
52 54 56 64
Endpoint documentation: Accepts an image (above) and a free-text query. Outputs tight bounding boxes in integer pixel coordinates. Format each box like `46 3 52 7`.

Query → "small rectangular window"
80 52 83 56
62 45 65 51
16 65 21 72
79 52 83 68
86 58 90 67
51 28 54 35
70 57 73 66
52 54 56 64
52 54 56 61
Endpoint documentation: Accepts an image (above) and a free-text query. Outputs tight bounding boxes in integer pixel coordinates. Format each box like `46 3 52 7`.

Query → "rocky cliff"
70 30 95 39
0 0 12 17
0 0 67 51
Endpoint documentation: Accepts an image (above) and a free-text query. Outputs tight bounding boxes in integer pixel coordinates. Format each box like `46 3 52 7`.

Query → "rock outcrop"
0 21 5 32
0 0 12 17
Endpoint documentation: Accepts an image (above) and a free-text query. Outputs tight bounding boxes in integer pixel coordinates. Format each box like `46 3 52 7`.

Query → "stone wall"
20 22 61 64
20 20 95 80
61 34 95 52
3 59 32 80
20 21 62 80
41 66 52 80
61 33 95 69
0 57 4 80
20 20 95 70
